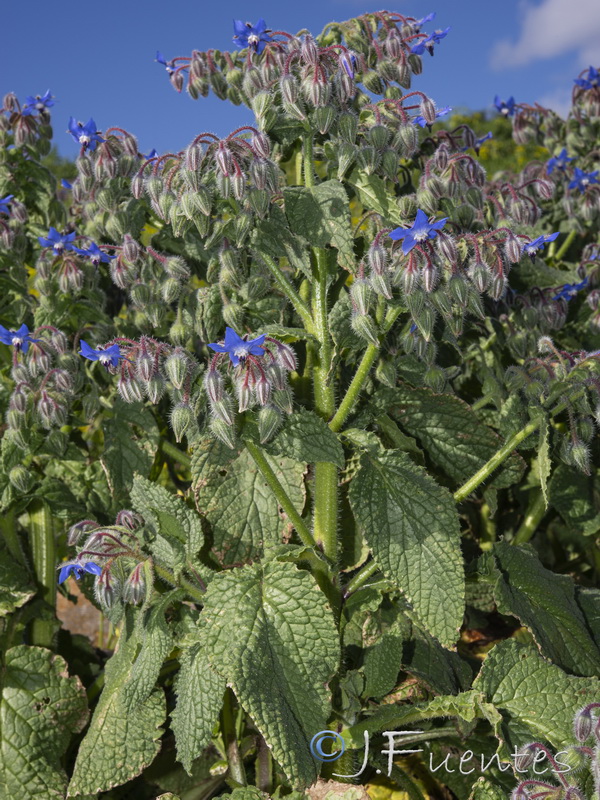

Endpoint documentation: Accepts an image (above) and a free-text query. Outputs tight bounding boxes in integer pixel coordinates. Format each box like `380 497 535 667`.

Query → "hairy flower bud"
9 464 34 493
211 394 235 426
280 74 300 105
504 233 522 264
336 142 357 179
204 369 224 403
210 416 237 449
164 349 189 390
258 405 282 444
351 311 380 346
350 278 373 315
574 707 593 742
170 402 194 443
123 563 146 605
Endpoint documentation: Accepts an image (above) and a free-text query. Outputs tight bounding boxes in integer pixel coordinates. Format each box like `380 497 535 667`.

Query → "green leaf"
468 777 507 800
0 541 34 617
548 463 600 535
68 610 166 796
473 640 600 754
252 205 311 277
0 645 88 799
362 627 404 698
575 586 600 647
283 181 355 270
220 789 269 800
491 542 600 677
130 474 203 567
192 445 305 565
349 449 464 647
103 400 159 495
400 620 473 695
201 561 339 787
374 385 525 490
171 632 226 774
265 408 345 467
346 169 403 226
537 418 551 508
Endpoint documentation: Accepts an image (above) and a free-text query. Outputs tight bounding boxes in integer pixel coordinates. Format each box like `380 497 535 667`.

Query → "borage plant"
1 10 600 800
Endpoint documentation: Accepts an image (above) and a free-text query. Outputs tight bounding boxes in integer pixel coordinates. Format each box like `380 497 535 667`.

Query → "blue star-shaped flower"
554 277 589 301
568 167 600 192
546 148 575 175
412 105 452 128
494 96 516 117
389 209 448 255
61 179 72 190
521 232 560 258
232 19 272 55
0 323 39 353
74 242 116 266
67 117 104 152
412 12 436 30
410 27 450 55
208 327 266 366
0 194 13 215
79 340 124 369
574 66 600 90
38 226 77 255
141 148 158 160
21 90 55 116
58 560 102 584
462 132 493 153
155 51 175 73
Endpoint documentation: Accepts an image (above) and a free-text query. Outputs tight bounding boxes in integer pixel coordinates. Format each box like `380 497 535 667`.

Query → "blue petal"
207 342 227 353
233 19 248 35
58 564 73 584
79 340 99 361
388 226 409 241
254 18 267 33
0 325 12 345
84 561 102 575
224 327 244 350
401 236 417 255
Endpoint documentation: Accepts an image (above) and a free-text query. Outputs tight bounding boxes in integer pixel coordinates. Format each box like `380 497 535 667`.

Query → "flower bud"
9 465 34 493
368 242 387 275
258 405 282 444
236 381 253 412
504 233 522 264
211 395 235 426
117 376 145 404
204 369 224 403
222 302 245 332
468 261 491 293
256 375 271 406
136 351 155 382
123 563 146 605
574 707 593 742
350 278 373 315
337 111 358 143
362 71 384 94
570 441 591 474
162 276 182 303
424 365 446 393
210 416 237 449
145 374 166 403
94 570 120 609
37 391 64 428
170 402 194 443
381 149 399 181
67 520 98 547
422 264 438 293
488 272 507 300
164 349 189 390
356 145 380 174
351 312 380 346
312 106 336 135
419 98 437 126
336 142 357 179
370 271 392 299
280 74 300 105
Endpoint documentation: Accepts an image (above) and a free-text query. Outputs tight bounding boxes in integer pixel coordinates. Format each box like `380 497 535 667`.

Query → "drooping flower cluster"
59 511 162 607
205 327 297 446
1 324 79 453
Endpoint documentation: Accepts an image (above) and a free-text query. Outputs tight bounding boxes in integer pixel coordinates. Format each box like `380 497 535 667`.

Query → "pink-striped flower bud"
256 375 271 406
123 563 146 605
204 369 224 403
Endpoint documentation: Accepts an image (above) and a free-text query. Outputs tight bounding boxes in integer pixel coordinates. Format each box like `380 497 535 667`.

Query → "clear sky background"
2 0 599 158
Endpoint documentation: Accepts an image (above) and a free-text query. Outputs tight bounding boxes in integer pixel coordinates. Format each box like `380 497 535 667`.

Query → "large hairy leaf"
201 561 339 787
349 449 464 647
192 442 305 565
491 542 600 677
0 541 34 617
473 640 600 755
68 609 167 796
373 386 525 490
102 400 159 495
265 408 345 468
171 632 226 774
0 646 88 799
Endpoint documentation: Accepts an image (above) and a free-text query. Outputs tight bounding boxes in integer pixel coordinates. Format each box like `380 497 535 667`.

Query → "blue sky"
3 0 599 158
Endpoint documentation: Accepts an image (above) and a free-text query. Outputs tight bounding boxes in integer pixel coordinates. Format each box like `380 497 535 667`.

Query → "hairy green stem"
454 418 541 502
311 248 338 561
329 306 403 433
513 489 547 545
161 439 191 468
153 562 205 604
554 230 576 261
0 508 24 565
344 560 379 597
245 440 316 548
303 132 315 188
472 394 494 412
256 253 314 332
221 687 247 786
29 500 56 648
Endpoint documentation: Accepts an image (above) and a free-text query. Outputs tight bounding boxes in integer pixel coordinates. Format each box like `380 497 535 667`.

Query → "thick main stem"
257 253 314 332
29 500 56 648
311 246 338 562
513 489 546 545
221 687 247 786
